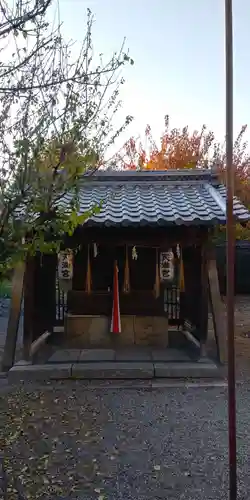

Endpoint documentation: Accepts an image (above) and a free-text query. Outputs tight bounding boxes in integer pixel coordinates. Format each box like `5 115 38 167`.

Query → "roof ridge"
81 168 218 184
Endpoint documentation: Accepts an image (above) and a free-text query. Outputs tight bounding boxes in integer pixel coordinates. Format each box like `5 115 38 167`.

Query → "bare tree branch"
0 0 53 37
0 5 134 274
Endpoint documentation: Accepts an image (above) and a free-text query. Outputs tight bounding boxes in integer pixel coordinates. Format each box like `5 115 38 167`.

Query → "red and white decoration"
110 261 121 334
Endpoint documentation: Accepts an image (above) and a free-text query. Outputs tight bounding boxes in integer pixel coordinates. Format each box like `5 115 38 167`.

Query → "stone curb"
154 361 224 379
7 360 225 383
71 361 154 379
8 363 72 383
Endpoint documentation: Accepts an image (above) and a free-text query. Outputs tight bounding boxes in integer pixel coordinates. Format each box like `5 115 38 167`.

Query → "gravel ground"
0 297 250 500
0 296 250 499
0 382 249 500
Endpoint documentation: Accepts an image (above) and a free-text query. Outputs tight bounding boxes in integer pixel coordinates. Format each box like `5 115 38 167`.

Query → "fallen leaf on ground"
154 465 161 471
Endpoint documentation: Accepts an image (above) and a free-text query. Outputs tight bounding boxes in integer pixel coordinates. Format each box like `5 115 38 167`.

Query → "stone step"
8 360 224 383
48 349 81 363
154 361 224 378
46 348 193 364
71 362 154 379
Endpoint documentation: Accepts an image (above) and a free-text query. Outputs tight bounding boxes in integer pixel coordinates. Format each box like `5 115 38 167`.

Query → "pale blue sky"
58 0 250 152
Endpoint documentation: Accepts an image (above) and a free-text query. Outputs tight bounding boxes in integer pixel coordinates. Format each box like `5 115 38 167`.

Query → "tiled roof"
61 169 250 227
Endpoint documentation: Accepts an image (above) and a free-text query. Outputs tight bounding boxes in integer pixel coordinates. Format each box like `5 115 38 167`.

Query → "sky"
57 0 250 152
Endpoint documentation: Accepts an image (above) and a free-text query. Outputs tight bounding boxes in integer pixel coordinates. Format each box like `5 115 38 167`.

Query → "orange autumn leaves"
121 116 250 239
124 117 214 171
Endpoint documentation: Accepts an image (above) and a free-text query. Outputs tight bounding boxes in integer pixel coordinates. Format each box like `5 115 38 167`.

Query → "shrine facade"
23 169 250 361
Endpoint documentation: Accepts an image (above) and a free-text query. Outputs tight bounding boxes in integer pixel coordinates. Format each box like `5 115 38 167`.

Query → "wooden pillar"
182 246 201 333
208 246 226 363
23 256 36 361
23 254 57 361
2 261 25 371
199 243 209 358
181 241 210 357
36 254 57 336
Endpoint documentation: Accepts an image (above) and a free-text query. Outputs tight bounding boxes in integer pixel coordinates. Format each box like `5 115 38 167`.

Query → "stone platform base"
65 314 168 348
47 347 191 363
8 348 225 383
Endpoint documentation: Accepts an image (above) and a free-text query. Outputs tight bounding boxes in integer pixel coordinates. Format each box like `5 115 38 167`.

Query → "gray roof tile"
61 169 250 227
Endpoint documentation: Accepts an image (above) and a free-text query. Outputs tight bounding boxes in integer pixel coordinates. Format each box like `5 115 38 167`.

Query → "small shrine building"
22 169 250 362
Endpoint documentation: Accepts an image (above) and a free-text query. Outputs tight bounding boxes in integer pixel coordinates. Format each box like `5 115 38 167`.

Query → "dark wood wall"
71 244 164 317
67 290 163 317
69 227 208 326
73 244 157 293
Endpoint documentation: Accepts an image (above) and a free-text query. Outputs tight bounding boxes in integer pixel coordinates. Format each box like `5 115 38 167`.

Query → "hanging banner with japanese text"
160 250 174 282
58 250 73 280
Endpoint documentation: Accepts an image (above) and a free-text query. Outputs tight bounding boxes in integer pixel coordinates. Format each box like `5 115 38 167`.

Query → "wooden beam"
1 261 25 371
30 330 52 357
208 252 226 364
69 226 206 249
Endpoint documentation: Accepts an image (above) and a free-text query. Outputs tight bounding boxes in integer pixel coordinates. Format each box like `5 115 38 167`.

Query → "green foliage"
0 280 12 298
213 223 250 243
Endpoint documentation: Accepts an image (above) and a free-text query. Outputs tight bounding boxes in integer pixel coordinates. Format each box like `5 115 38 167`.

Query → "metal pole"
225 1 237 499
